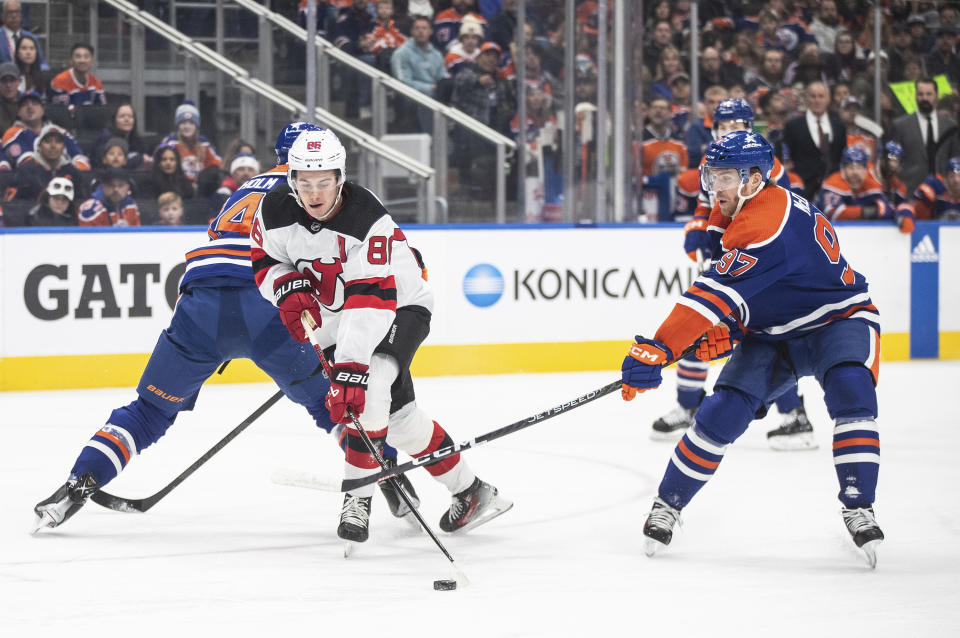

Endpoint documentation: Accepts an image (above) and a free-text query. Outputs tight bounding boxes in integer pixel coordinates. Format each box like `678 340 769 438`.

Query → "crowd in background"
1 0 959 227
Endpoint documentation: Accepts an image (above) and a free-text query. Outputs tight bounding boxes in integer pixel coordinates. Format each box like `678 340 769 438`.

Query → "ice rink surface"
2 362 959 636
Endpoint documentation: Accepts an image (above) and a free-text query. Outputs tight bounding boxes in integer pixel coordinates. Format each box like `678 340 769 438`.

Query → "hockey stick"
90 390 284 513
339 340 702 493
301 312 468 583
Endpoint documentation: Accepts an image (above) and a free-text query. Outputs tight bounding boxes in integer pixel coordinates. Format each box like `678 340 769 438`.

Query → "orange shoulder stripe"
721 186 790 250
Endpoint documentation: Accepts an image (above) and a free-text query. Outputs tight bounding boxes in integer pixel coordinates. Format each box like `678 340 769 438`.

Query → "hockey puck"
433 579 457 591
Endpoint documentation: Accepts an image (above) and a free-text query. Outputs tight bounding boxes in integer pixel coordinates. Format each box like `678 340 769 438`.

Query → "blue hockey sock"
70 423 139 486
823 364 879 507
657 425 729 510
676 357 708 410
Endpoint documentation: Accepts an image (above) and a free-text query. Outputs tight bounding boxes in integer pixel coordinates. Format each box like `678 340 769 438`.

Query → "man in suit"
892 78 958 193
0 1 48 70
781 80 846 201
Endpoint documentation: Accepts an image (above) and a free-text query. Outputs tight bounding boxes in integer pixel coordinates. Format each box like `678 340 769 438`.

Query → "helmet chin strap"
732 179 763 218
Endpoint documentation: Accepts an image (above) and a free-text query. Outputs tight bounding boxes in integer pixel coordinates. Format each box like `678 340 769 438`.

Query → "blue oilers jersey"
180 166 286 289
655 185 879 357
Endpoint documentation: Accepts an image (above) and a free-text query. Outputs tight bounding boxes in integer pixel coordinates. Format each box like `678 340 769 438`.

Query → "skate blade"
30 512 53 535
767 433 819 451
643 537 666 557
860 539 881 569
343 540 358 558
450 496 514 534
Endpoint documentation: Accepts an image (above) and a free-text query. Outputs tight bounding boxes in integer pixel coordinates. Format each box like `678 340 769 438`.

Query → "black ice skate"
378 460 421 520
842 506 884 569
651 405 697 440
766 399 818 451
32 473 99 533
338 494 372 557
642 497 682 557
439 477 513 534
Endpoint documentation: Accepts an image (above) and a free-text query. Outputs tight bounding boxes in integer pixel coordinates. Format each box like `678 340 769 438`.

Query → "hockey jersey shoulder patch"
722 186 791 251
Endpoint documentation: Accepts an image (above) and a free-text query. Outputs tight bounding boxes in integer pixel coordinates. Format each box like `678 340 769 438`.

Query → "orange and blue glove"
683 217 711 261
621 337 673 401
895 207 915 234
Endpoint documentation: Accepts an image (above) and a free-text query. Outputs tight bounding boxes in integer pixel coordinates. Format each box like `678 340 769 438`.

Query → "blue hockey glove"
683 217 712 262
621 337 674 400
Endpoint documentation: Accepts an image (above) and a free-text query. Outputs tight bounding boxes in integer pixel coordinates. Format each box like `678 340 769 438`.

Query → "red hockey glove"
697 324 735 361
273 272 323 343
621 337 673 401
683 217 711 262
896 208 915 234
326 362 370 424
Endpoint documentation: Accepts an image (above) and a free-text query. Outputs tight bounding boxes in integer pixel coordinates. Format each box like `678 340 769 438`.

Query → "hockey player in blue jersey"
621 131 885 567
654 98 815 451
33 122 419 532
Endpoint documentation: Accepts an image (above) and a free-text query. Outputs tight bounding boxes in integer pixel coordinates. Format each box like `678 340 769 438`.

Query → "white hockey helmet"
286 128 347 215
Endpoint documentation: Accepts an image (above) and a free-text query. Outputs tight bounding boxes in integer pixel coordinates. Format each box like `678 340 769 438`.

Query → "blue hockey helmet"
275 121 322 165
883 141 904 161
840 146 869 167
712 98 754 138
948 157 960 173
700 130 775 192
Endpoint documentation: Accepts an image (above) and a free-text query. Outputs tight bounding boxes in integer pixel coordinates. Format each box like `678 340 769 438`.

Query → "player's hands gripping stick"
683 217 711 262
896 207 915 234
326 362 370 424
274 272 323 342
621 337 673 400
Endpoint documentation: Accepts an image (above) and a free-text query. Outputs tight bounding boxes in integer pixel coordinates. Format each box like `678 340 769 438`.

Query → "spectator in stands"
759 89 790 151
158 101 221 185
647 45 683 101
444 16 483 77
218 137 255 180
824 29 863 84
936 95 960 176
391 14 448 132
370 1 406 70
685 85 727 168
49 43 106 108
331 0 377 119
78 166 140 226
92 103 151 171
782 80 847 200
830 81 851 112
1 91 90 171
891 78 958 193
0 1 47 70
907 14 933 55
784 42 828 86
488 0 517 52
143 145 196 200
927 28 960 88
297 0 338 38
636 96 688 178
808 0 842 53
726 31 762 80
14 124 86 201
26 176 77 226
643 20 674 78
887 24 914 82
451 41 515 185
209 152 259 218
97 137 129 169
434 0 487 52
512 81 560 219
699 46 742 97
157 191 184 226
667 72 692 137
0 61 18 132
745 48 787 96
14 34 46 96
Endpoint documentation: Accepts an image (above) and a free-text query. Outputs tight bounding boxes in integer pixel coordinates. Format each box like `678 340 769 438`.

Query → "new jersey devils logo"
295 257 345 311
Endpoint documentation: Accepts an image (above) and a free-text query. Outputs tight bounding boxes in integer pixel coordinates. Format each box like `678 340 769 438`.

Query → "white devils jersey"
251 181 432 366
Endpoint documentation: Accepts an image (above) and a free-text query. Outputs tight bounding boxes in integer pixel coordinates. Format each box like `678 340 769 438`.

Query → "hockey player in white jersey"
251 128 512 545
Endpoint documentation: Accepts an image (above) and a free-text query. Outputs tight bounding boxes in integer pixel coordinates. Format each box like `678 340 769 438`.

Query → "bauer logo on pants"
463 264 504 307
